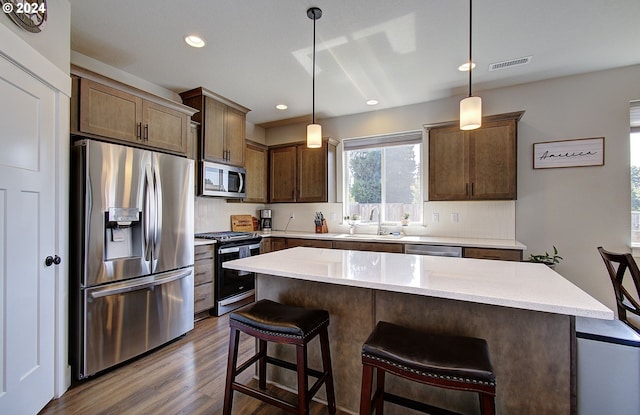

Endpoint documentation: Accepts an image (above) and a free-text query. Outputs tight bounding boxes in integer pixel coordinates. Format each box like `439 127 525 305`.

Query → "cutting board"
231 215 254 231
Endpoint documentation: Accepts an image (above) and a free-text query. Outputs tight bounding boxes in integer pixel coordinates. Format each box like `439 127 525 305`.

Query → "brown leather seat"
223 300 336 415
360 321 496 415
231 299 330 338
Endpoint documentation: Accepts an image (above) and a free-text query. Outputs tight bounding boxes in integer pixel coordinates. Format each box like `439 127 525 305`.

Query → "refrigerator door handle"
153 161 163 263
144 164 154 263
89 268 193 299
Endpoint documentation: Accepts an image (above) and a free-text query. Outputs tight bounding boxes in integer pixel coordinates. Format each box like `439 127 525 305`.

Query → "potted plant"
401 213 410 226
529 245 563 269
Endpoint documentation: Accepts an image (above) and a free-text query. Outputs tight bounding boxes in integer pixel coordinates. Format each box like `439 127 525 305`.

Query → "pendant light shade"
307 7 322 148
460 96 482 130
307 123 322 148
460 0 481 130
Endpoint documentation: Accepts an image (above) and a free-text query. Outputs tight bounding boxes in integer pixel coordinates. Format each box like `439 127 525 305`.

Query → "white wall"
0 0 70 74
266 64 640 312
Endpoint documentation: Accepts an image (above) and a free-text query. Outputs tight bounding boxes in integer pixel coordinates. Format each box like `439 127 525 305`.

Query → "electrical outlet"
432 213 439 223
451 213 459 223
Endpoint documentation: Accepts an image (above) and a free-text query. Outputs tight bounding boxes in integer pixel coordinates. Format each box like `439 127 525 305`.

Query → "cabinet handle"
465 183 469 196
136 122 142 140
144 124 149 141
471 182 474 196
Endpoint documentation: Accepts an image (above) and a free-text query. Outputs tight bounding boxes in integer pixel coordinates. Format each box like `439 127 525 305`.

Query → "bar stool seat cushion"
363 321 495 386
230 299 330 339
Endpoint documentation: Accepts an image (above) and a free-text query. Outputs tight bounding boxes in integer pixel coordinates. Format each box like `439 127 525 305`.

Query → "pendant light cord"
468 0 473 98
312 11 317 124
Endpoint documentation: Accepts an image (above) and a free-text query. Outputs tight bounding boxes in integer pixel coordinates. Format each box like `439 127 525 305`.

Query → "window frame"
341 130 424 225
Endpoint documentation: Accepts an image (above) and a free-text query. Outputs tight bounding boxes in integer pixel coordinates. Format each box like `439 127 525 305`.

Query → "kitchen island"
224 247 612 415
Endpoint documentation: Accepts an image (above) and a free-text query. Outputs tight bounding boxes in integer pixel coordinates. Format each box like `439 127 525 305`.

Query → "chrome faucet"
369 206 382 235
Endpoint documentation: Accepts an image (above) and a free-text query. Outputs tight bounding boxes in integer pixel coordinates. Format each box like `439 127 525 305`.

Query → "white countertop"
224 247 612 320
260 230 527 250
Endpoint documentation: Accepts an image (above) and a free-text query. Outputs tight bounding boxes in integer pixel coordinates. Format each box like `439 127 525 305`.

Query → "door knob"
45 255 61 267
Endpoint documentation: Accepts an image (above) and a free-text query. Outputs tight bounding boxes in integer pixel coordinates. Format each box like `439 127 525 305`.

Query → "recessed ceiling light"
275 104 288 110
184 35 205 48
366 99 379 106
458 62 476 71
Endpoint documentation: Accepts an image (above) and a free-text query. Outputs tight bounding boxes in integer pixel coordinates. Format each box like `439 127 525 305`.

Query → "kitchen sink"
337 233 404 240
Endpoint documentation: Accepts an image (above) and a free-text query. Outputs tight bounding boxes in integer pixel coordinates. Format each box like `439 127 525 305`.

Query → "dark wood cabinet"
269 146 297 202
427 111 523 201
194 244 215 315
261 237 287 253
180 87 250 167
269 140 336 203
463 247 523 261
244 141 268 203
286 238 333 249
332 240 404 253
71 68 195 156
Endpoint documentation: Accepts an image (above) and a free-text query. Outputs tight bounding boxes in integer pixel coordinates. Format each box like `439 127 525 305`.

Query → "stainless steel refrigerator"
70 139 194 379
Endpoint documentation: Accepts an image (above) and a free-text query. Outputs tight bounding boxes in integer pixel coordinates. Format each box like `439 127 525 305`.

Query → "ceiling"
69 0 640 126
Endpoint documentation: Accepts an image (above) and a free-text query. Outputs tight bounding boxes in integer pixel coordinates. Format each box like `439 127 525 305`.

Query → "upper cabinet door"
244 141 268 203
297 142 328 202
469 120 517 200
269 146 297 202
79 78 143 143
225 106 246 166
202 97 226 162
142 100 189 155
428 127 468 201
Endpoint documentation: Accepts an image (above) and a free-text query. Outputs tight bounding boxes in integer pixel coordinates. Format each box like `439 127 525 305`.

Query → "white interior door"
0 55 57 414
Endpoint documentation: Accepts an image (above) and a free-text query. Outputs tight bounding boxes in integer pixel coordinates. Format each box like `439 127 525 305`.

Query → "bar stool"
360 321 496 415
223 299 337 415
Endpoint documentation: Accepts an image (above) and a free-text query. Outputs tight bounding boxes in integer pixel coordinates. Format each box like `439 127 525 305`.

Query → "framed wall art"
533 137 605 169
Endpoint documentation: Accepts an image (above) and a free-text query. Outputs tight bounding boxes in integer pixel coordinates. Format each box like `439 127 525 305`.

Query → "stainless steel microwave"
200 161 246 198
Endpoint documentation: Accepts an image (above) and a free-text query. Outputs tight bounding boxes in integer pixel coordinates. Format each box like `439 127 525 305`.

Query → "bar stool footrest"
385 392 463 415
232 382 298 414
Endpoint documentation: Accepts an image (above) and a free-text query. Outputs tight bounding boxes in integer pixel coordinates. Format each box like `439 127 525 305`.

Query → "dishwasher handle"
404 244 462 257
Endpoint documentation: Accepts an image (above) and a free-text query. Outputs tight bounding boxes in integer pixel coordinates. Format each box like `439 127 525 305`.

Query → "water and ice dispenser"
104 207 142 261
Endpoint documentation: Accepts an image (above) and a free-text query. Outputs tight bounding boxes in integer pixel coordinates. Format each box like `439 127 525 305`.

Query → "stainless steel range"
195 231 262 315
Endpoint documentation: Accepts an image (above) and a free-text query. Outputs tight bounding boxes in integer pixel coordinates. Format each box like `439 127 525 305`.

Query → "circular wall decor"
1 0 47 33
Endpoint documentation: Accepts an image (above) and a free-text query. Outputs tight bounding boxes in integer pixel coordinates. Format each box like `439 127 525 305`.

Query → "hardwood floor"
39 315 350 415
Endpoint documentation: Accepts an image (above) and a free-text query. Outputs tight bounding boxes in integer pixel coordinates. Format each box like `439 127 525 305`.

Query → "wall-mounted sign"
533 137 605 169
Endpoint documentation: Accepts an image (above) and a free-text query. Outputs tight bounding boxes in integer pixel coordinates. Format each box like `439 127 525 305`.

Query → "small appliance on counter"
260 209 272 233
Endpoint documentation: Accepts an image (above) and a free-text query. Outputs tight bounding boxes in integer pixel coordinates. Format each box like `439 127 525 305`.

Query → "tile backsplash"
195 197 516 240
194 197 265 233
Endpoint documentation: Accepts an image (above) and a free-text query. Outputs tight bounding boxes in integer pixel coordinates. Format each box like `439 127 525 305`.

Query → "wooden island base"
256 273 574 415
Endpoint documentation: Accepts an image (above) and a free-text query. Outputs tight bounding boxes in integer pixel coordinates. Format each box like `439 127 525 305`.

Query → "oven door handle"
219 290 255 307
218 243 261 255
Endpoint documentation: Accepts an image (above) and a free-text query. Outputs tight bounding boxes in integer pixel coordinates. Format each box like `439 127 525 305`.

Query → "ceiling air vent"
488 56 532 71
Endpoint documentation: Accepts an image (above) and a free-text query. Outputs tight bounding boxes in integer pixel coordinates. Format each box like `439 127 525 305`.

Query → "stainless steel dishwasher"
404 244 462 257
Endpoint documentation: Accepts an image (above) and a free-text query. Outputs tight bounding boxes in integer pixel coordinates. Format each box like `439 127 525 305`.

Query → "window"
631 101 640 245
343 131 422 224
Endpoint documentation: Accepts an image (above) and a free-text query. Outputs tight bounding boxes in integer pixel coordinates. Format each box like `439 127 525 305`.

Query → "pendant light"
306 7 322 148
460 0 481 130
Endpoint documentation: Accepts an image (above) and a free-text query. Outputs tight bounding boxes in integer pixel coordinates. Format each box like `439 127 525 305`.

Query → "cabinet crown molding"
179 87 250 114
71 65 197 116
423 111 525 130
